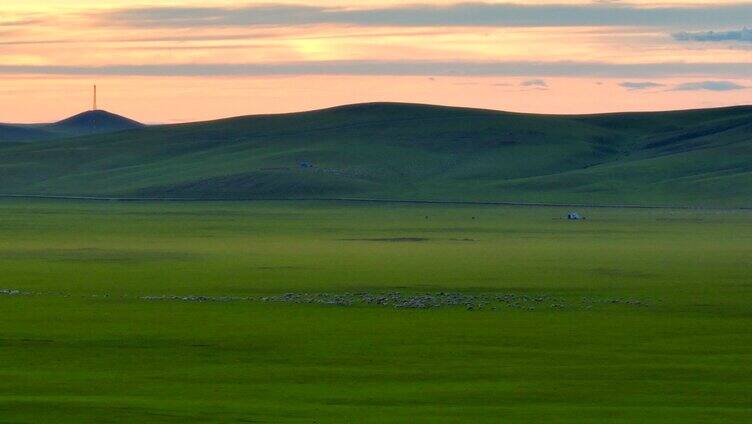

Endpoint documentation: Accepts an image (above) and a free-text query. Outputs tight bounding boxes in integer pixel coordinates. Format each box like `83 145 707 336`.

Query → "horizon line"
5 100 752 126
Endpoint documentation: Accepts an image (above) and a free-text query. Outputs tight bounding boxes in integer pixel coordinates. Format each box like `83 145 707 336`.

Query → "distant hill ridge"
0 123 56 143
0 110 144 143
47 110 145 136
1 102 752 207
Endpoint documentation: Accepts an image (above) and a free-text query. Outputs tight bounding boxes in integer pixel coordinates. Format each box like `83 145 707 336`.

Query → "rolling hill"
0 110 144 143
44 110 145 135
46 110 145 136
0 123 57 144
1 102 751 207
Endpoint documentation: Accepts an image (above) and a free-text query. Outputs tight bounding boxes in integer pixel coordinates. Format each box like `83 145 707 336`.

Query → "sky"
1 1 751 123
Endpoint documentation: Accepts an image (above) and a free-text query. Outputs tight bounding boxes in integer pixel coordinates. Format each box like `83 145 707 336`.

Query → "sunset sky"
1 1 752 123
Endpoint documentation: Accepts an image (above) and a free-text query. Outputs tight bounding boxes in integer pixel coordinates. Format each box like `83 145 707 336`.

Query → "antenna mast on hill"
93 85 97 110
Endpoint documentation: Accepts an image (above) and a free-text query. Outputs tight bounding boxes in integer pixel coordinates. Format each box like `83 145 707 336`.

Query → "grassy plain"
0 200 750 422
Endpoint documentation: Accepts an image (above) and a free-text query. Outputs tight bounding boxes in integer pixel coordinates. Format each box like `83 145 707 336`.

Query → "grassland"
2 103 752 207
0 200 750 422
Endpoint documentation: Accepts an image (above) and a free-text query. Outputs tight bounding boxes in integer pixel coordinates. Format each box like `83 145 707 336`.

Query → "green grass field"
0 200 750 422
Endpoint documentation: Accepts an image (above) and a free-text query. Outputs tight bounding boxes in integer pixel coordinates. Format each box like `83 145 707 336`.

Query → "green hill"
0 110 144 144
45 110 145 136
1 102 751 206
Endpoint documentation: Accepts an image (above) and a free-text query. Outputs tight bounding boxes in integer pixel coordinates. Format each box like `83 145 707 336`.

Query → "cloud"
0 18 40 27
520 79 547 87
107 5 323 27
671 81 747 91
620 81 665 90
673 28 752 43
103 3 752 29
0 61 751 78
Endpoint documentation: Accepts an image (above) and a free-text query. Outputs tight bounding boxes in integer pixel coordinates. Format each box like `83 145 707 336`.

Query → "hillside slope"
0 124 57 143
1 102 751 206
